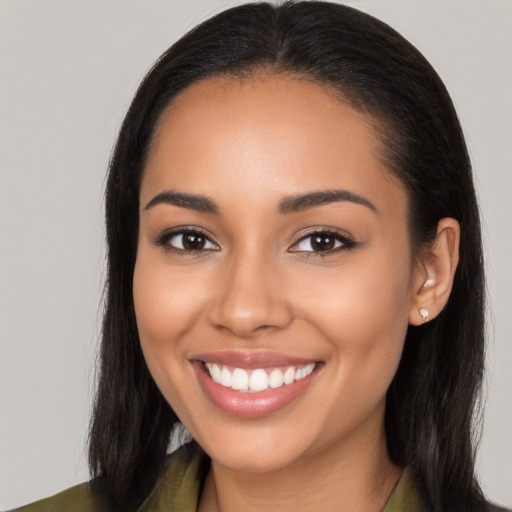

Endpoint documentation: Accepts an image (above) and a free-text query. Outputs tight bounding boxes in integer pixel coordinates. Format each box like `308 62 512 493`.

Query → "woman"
8 2 510 511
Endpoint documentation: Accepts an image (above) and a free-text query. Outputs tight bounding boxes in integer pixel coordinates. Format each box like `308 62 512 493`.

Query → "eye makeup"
152 226 220 256
289 227 358 257
151 224 358 258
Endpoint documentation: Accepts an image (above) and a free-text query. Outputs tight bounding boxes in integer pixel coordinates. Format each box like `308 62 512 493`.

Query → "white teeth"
304 363 315 376
249 369 269 391
231 368 249 390
208 363 222 384
296 363 315 380
205 362 316 392
269 368 284 388
283 367 295 385
220 366 232 387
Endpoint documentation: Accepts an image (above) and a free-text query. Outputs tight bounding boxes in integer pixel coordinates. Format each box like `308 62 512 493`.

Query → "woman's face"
134 75 422 472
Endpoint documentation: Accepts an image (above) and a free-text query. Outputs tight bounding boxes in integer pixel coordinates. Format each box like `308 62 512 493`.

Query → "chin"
186 414 324 474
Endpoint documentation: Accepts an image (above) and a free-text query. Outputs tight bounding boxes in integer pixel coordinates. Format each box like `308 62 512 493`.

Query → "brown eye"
293 233 343 253
310 234 336 251
290 230 356 255
161 230 219 252
182 232 206 250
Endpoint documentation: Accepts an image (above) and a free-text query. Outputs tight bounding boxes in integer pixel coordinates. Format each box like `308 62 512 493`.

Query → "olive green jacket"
6 444 505 512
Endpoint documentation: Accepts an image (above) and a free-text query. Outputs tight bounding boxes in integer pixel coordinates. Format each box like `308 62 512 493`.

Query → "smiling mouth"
204 362 317 393
192 353 322 417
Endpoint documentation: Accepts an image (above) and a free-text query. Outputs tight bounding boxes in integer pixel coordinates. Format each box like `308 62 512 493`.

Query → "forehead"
142 74 406 218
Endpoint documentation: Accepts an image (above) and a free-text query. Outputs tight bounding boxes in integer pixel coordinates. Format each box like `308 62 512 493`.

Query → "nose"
207 253 294 338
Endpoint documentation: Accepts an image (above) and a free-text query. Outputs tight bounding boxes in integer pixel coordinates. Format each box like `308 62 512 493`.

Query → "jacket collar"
139 443 425 512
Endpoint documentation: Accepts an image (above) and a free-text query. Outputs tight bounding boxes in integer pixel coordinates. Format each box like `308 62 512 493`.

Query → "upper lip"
191 350 319 368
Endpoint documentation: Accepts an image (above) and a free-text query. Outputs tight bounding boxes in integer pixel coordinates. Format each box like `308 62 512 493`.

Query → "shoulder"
383 468 427 512
382 469 511 512
5 482 107 512
138 442 208 511
5 443 207 512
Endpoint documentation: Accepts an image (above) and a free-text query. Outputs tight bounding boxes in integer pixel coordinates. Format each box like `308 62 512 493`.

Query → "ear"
409 218 460 325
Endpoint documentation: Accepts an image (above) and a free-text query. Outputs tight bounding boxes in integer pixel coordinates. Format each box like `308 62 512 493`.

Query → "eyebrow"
145 190 220 214
278 189 377 214
144 188 376 215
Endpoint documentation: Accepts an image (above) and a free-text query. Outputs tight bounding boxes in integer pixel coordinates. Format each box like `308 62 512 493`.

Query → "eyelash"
153 227 219 256
152 227 357 257
291 228 357 257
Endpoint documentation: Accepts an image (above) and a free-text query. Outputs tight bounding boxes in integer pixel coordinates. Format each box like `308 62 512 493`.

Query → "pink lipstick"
191 351 321 418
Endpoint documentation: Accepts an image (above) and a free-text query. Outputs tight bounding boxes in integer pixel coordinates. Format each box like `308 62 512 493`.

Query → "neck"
197 410 401 512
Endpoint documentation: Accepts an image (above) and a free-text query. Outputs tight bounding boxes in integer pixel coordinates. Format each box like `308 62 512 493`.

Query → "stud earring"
419 308 429 322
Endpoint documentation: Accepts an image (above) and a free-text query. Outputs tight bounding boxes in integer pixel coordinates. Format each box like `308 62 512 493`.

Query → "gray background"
0 0 510 509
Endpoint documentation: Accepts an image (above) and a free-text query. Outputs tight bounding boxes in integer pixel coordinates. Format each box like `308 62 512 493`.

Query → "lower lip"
192 361 319 418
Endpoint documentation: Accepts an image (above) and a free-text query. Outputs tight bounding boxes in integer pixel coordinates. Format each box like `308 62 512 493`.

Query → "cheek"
295 249 412 391
302 252 411 317
132 249 203 377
